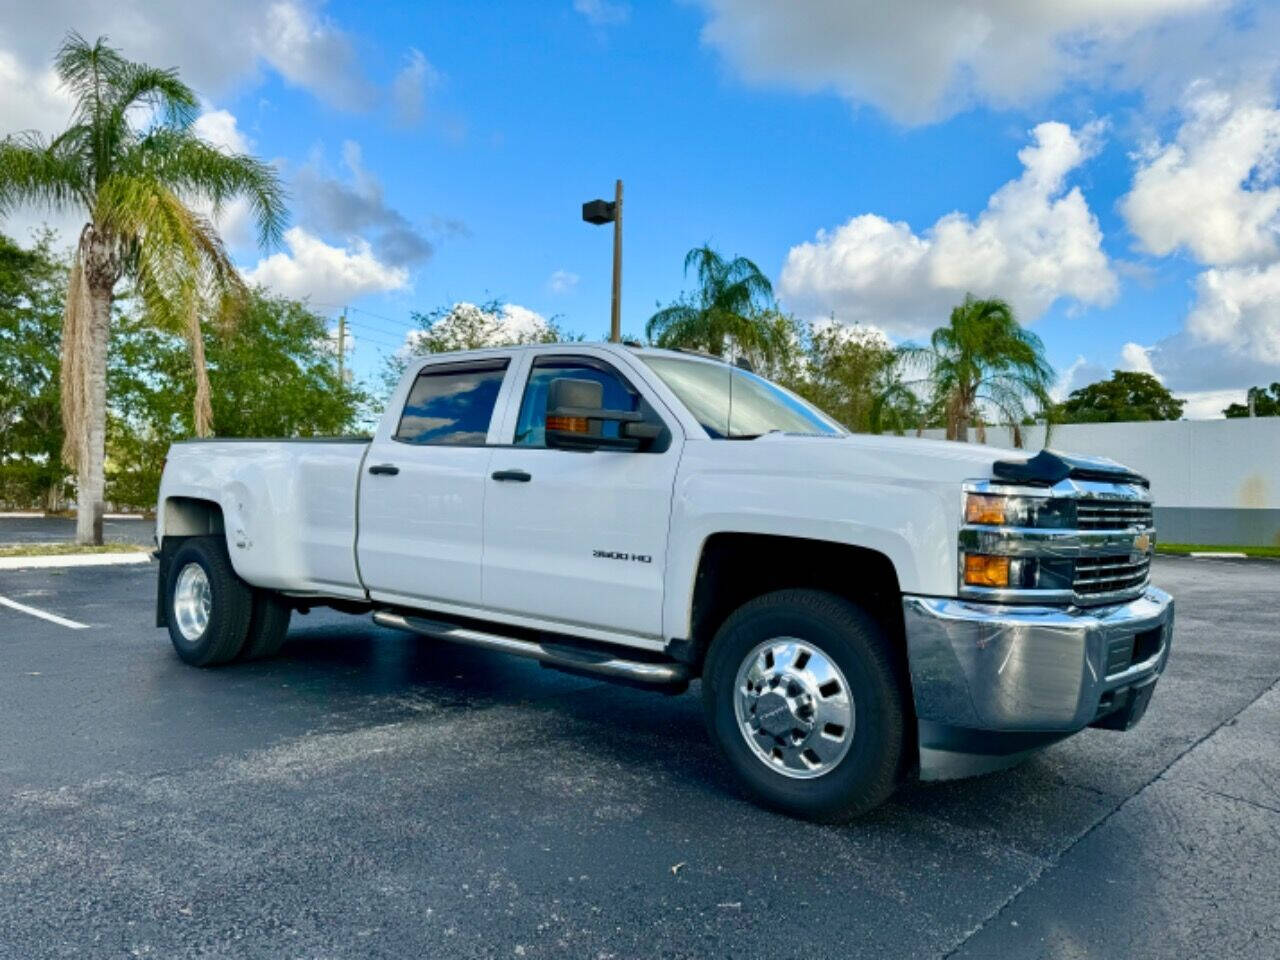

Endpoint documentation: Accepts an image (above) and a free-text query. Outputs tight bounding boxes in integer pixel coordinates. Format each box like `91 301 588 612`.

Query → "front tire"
702 589 906 821
165 537 253 667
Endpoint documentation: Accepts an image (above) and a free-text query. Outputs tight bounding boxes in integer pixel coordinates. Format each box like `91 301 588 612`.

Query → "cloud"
1122 83 1280 266
691 0 1249 125
1052 355 1110 402
392 48 439 127
779 121 1117 336
1120 342 1160 379
1119 85 1280 397
573 0 630 26
1176 388 1246 419
191 107 252 155
547 269 580 294
0 0 374 129
245 226 409 303
294 140 434 267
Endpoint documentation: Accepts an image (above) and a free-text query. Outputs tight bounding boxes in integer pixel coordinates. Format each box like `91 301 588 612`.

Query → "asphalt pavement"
0 556 1277 959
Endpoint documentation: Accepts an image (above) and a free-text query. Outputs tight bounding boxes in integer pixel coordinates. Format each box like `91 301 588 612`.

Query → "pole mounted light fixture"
582 180 623 343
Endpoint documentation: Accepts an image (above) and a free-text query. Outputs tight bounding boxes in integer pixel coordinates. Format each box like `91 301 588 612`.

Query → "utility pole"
582 179 623 342
610 179 622 343
337 308 347 383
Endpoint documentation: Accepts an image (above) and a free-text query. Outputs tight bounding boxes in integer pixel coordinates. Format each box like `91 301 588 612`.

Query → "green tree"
1058 371 1185 422
781 321 901 433
382 299 571 394
0 34 285 542
898 295 1054 444
107 290 368 508
1223 383 1280 417
646 246 781 361
0 228 69 509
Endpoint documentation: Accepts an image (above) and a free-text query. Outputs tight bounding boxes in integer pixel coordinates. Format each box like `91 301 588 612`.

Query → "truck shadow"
255 618 1102 846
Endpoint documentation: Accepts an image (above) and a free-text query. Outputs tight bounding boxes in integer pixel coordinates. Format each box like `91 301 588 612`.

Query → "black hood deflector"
992 449 1149 488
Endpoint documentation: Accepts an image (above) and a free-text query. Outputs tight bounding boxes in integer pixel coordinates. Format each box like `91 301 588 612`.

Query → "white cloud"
1122 83 1280 266
1120 342 1160 379
780 121 1117 336
1178 388 1245 419
691 0 1238 125
548 269 580 294
192 107 252 155
1119 85 1280 396
392 48 439 127
573 0 630 27
0 0 374 127
244 227 409 303
1185 262 1280 365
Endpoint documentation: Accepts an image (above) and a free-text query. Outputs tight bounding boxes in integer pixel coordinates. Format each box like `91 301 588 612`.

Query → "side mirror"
545 377 658 451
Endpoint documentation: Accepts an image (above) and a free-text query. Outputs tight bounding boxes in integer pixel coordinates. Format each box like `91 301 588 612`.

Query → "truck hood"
742 431 1029 486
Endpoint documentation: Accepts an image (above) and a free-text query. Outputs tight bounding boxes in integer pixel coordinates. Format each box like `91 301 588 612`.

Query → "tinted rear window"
394 361 508 445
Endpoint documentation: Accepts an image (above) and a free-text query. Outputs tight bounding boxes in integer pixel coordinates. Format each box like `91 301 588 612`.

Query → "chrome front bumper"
902 587 1174 780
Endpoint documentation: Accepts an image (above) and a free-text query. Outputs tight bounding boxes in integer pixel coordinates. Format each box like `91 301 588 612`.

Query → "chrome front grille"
1075 499 1153 530
1074 554 1151 596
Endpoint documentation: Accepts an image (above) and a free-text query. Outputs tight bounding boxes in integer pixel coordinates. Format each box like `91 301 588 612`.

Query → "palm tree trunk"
63 227 119 545
74 285 111 544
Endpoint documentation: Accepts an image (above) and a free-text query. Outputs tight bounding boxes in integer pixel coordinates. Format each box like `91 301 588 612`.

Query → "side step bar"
372 611 690 688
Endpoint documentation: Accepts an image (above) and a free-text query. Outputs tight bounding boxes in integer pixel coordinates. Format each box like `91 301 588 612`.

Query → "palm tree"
898 295 1054 445
0 34 285 542
646 245 780 361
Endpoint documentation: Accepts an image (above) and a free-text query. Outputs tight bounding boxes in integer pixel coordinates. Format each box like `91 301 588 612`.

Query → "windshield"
641 355 844 439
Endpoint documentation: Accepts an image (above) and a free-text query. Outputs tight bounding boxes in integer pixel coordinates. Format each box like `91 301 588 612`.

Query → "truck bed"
158 438 371 597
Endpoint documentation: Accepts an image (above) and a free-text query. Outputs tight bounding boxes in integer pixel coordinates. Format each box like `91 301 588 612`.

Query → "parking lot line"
0 595 90 630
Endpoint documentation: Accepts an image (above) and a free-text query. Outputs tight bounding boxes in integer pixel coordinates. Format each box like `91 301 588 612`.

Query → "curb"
0 553 153 571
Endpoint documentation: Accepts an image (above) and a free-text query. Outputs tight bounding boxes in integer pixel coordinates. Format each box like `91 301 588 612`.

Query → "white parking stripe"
0 595 90 630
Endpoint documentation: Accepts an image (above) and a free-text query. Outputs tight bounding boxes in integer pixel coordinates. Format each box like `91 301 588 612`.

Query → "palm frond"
0 132 90 212
124 129 286 246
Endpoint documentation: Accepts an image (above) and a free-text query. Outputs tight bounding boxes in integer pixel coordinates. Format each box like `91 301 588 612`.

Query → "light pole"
582 179 622 343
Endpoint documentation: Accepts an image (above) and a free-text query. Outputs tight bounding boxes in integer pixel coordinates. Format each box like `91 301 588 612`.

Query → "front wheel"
702 589 907 821
165 537 254 667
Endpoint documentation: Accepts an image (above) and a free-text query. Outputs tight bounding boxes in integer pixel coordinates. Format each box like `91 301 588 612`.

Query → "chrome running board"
372 610 689 687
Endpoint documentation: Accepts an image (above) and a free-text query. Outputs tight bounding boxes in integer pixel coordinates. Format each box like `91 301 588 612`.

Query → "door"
357 357 511 607
481 353 681 638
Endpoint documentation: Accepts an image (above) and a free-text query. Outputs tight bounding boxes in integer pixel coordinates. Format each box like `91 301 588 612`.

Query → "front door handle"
368 463 400 476
491 469 532 482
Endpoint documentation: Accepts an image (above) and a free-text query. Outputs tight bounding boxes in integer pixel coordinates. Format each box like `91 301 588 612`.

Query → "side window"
514 357 646 448
393 361 508 445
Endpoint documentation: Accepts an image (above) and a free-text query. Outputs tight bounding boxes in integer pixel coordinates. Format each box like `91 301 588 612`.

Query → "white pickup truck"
155 342 1173 820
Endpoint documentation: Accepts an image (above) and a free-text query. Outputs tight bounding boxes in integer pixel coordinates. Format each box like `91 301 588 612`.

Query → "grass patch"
1157 543 1280 558
0 541 150 558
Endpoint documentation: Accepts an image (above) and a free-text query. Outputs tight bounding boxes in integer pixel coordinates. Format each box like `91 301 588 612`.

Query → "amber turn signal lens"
963 553 1011 588
546 415 589 434
965 493 1008 526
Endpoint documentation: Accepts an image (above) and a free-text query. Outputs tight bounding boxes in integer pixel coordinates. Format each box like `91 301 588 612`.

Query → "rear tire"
702 589 906 821
164 536 253 667
238 591 292 661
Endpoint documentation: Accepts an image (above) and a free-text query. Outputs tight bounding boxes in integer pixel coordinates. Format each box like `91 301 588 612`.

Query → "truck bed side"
156 438 370 598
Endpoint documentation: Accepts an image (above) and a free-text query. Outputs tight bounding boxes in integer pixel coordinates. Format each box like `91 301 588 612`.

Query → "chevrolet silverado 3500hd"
154 342 1173 820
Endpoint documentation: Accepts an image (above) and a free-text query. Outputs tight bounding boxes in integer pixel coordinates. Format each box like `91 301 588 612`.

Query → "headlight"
964 492 1071 529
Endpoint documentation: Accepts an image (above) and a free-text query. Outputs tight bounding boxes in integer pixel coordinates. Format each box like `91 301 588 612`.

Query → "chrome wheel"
173 562 212 643
733 637 855 779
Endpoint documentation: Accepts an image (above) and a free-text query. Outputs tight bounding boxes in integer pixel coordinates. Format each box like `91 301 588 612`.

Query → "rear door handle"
491 469 532 482
368 463 400 476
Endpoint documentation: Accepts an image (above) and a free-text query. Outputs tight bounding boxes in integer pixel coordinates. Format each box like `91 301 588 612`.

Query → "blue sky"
2 0 1279 415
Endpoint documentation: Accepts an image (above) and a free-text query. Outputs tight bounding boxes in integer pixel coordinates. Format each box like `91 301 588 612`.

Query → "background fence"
920 419 1280 547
